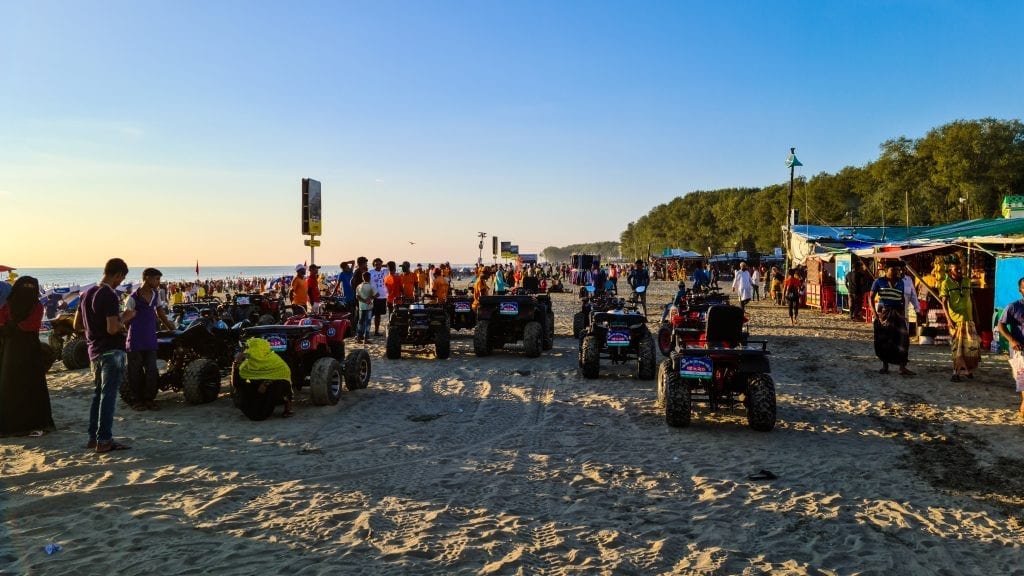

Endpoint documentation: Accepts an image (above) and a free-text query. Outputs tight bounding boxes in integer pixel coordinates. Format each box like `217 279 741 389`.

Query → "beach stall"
801 252 838 312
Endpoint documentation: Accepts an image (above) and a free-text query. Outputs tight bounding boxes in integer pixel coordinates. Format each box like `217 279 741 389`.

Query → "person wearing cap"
124 268 175 411
307 264 322 313
290 265 309 312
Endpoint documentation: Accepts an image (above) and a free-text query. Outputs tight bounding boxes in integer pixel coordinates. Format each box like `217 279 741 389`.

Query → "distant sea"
15 264 482 290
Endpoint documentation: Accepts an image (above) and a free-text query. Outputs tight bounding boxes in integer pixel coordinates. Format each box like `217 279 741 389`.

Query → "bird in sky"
408 241 416 245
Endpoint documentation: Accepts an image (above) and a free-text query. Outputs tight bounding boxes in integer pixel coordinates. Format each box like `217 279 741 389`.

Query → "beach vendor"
941 259 977 382
870 262 915 376
996 276 1024 420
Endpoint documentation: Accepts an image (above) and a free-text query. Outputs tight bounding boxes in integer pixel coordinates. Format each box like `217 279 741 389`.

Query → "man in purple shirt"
74 258 134 453
125 268 175 411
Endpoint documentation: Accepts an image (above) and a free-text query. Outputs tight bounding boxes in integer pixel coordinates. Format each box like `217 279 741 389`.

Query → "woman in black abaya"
0 276 56 436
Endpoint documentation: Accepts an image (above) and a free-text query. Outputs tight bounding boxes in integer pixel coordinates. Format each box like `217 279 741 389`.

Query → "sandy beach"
2 281 1023 575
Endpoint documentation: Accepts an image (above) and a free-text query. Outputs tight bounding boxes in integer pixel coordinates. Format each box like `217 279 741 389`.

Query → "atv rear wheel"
746 374 776 432
637 334 657 380
61 338 90 370
523 321 543 358
579 335 600 379
545 311 555 350
473 321 492 357
385 328 402 359
435 328 451 359
572 312 585 339
344 348 371 390
182 358 221 404
310 357 342 406
664 366 691 427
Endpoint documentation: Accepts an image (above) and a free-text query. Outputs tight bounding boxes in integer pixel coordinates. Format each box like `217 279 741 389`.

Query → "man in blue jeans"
74 258 134 453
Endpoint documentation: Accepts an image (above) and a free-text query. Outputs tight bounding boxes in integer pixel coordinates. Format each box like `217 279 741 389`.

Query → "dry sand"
3 281 1023 575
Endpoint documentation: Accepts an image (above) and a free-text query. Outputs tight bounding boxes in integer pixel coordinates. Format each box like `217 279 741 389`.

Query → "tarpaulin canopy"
856 245 950 260
905 218 1024 241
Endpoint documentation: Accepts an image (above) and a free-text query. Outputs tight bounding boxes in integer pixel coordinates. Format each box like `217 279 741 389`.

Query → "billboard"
302 178 322 236
500 241 513 259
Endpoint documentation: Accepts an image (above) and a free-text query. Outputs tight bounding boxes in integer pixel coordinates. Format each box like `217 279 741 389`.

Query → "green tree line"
620 118 1024 258
541 242 621 263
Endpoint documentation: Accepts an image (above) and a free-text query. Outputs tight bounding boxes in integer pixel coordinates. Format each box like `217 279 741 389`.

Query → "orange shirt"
290 276 308 306
415 269 428 289
432 276 449 304
384 274 402 305
401 273 417 300
472 276 490 310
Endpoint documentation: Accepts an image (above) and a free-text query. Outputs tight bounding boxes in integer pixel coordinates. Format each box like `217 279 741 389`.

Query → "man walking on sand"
731 262 754 312
997 276 1024 419
75 258 134 453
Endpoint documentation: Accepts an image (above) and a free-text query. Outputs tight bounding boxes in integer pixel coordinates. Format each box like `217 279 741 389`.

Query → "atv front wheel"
344 349 371 390
664 366 691 427
579 335 600 379
310 357 342 406
656 359 672 407
182 358 221 404
523 321 543 358
746 374 776 432
473 321 492 357
637 334 657 380
657 323 673 357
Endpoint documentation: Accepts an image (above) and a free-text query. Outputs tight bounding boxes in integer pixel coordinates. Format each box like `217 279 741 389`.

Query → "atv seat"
704 305 744 348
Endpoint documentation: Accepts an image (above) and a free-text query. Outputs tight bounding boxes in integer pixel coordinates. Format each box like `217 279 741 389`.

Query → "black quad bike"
446 289 477 331
656 304 775 431
577 307 657 380
137 315 245 406
473 293 554 357
572 286 625 339
386 301 451 360
237 317 370 421
221 293 288 326
171 297 224 330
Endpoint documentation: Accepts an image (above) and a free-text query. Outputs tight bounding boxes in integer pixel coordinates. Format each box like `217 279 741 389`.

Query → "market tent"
856 245 950 260
905 217 1024 242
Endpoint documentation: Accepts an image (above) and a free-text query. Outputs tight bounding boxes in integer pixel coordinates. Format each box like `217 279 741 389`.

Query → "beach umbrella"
0 265 15 272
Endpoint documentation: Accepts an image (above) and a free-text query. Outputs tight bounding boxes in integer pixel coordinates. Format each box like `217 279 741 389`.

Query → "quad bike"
446 289 477 330
237 312 369 420
577 302 657 380
473 293 554 358
138 314 246 406
656 304 775 431
44 312 91 370
221 293 289 326
170 297 224 329
572 286 624 339
386 299 451 360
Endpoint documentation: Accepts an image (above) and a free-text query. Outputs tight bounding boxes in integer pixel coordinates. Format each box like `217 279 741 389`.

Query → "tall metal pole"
786 147 795 273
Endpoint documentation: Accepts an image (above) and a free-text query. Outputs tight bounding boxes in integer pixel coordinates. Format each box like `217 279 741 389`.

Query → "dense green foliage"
620 118 1024 257
541 242 620 263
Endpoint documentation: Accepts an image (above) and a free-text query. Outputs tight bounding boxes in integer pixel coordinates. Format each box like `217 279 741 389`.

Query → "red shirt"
0 302 43 332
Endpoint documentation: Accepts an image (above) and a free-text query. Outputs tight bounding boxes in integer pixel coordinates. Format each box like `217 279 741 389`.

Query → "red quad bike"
657 291 747 357
235 303 369 421
656 304 775 431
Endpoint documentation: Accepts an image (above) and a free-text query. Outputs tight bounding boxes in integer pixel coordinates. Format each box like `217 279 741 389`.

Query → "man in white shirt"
751 267 762 301
731 262 754 312
368 258 388 336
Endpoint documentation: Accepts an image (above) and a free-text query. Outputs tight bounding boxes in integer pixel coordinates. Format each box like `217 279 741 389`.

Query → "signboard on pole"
302 178 322 236
500 241 513 259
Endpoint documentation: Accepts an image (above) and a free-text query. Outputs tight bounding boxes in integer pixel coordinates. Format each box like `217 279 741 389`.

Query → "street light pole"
477 232 487 267
785 147 802 273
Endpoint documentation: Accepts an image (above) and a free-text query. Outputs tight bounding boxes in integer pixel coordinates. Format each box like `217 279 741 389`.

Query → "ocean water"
13 264 483 290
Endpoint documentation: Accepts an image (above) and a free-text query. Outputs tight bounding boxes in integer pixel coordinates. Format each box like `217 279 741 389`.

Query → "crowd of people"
5 252 1024 447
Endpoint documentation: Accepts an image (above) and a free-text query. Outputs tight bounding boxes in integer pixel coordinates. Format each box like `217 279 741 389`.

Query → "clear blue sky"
3 1 1022 266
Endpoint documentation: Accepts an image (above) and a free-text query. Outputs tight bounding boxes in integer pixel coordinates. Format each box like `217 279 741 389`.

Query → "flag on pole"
195 260 199 277
785 153 802 168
